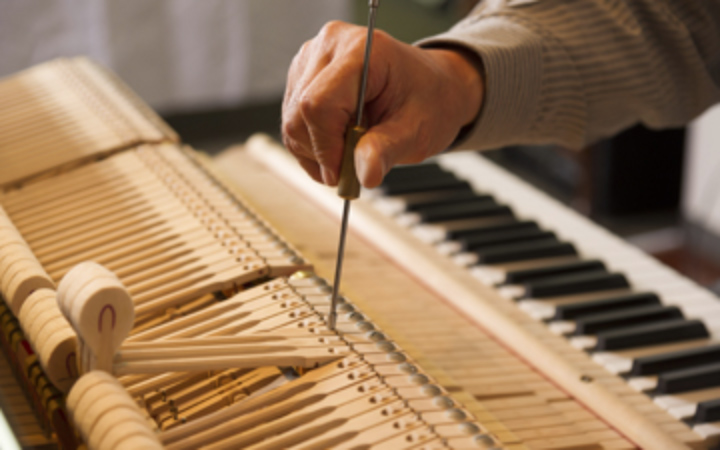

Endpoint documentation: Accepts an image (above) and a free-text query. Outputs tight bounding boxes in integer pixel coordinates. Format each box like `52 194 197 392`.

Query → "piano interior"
1 57 720 450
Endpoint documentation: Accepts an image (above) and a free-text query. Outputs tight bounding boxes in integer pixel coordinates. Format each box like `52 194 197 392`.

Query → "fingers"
283 39 327 164
355 112 435 188
282 22 478 189
299 63 360 185
294 154 323 184
282 22 379 185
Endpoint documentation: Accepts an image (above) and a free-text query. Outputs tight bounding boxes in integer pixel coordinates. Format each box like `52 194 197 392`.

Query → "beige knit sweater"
420 0 720 151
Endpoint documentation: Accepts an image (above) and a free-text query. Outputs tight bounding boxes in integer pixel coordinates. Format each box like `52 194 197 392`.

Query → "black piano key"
693 398 720 424
574 305 684 336
505 260 606 285
384 186 477 208
382 164 447 184
460 229 556 252
448 220 539 241
408 193 494 212
381 174 470 196
475 239 577 264
418 199 513 223
523 271 629 299
655 362 720 395
381 167 455 184
553 292 662 321
629 344 720 376
593 319 709 352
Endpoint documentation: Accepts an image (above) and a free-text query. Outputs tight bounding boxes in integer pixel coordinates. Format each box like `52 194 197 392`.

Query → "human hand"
282 21 483 188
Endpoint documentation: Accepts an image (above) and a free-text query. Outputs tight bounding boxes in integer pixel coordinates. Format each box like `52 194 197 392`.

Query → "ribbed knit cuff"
418 17 544 151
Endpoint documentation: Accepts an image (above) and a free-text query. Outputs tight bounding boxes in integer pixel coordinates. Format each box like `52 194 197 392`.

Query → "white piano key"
669 404 698 420
701 319 720 336
605 360 634 375
685 310 720 324
628 376 658 392
591 352 624 364
674 313 720 329
396 212 421 227
548 321 575 335
497 285 524 299
518 300 556 320
469 266 505 285
372 197 406 216
693 423 720 440
661 296 716 310
436 241 462 256
695 323 720 340
654 387 720 421
570 336 597 351
451 252 479 267
654 394 692 410
663 295 720 309
626 275 692 289
655 284 713 297
411 224 447 244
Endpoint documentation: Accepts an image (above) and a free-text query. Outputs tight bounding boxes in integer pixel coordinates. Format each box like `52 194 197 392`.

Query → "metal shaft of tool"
328 199 351 329
354 1 378 128
328 0 379 331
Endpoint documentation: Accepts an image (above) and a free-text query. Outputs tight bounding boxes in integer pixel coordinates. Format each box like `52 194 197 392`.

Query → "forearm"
419 0 720 151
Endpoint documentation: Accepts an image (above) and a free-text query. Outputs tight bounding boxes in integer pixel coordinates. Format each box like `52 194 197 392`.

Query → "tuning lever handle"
338 125 365 200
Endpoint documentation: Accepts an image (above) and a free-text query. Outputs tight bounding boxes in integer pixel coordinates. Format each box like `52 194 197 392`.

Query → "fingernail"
321 166 336 186
355 152 369 186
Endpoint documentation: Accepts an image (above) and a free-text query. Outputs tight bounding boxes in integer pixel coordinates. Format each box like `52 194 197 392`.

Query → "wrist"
426 47 484 129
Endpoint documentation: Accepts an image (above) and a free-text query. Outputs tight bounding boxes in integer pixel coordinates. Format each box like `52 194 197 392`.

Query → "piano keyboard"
243 135 720 449
432 154 720 431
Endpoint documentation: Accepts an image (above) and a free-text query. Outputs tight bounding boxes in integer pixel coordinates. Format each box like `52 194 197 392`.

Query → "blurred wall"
0 0 351 113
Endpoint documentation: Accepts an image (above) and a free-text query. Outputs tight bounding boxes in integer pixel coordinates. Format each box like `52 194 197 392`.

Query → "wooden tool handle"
337 125 365 200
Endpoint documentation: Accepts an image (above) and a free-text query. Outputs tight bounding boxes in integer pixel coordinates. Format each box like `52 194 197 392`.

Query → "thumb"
354 119 425 188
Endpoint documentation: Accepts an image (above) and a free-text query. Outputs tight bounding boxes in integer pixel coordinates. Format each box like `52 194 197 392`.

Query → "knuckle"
320 20 345 37
281 119 295 140
299 39 316 60
290 43 308 69
372 28 391 46
348 32 366 52
290 41 311 70
281 116 303 142
281 134 294 152
284 135 310 161
299 92 324 121
300 39 313 53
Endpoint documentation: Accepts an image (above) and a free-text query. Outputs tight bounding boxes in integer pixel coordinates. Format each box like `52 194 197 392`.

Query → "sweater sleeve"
417 0 720 151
